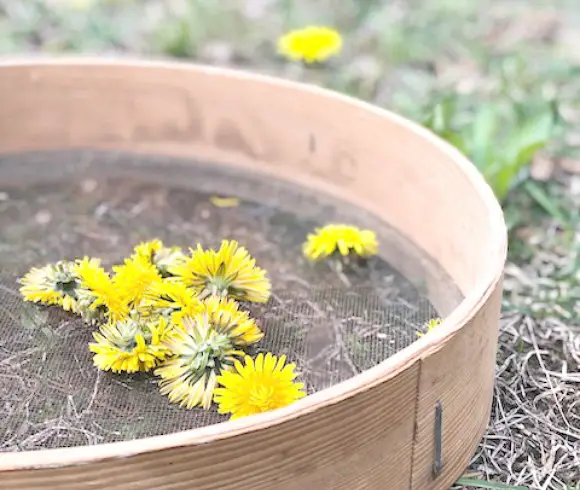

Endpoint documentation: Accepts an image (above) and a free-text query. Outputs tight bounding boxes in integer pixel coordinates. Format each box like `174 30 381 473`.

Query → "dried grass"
466 313 580 489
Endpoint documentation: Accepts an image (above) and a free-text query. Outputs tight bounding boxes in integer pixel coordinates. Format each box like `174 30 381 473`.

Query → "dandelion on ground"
214 353 306 420
303 224 378 261
277 26 342 64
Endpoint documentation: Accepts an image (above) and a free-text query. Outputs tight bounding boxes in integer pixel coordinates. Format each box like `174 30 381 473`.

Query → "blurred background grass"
1 1 579 488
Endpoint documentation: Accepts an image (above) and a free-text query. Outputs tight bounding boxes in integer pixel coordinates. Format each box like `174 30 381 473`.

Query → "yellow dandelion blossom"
303 224 378 261
182 296 264 347
215 353 306 420
155 318 243 409
277 26 342 64
75 257 130 323
132 239 185 278
67 0 95 11
141 280 204 324
74 256 109 292
90 315 173 373
133 239 163 260
112 255 162 306
19 261 80 312
417 318 442 338
170 240 271 303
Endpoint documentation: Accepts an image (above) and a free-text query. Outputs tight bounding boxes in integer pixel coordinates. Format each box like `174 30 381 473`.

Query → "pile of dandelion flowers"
19 260 80 312
182 296 264 347
303 224 378 261
277 26 343 64
170 240 271 303
156 319 243 409
90 315 173 373
215 353 306 420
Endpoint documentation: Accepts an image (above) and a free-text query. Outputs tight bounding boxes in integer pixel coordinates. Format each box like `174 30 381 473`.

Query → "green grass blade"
455 477 529 489
471 104 497 171
524 181 569 225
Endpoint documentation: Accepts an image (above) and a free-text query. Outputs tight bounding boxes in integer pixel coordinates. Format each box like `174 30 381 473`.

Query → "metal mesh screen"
0 150 448 451
0 277 435 451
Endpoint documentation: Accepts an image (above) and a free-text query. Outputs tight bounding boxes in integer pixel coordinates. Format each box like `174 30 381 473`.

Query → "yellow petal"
210 196 240 208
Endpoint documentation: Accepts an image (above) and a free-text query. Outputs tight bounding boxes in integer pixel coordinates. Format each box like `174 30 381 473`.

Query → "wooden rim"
0 57 507 472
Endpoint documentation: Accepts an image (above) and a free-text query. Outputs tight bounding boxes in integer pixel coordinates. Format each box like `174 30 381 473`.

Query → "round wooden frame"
0 58 507 490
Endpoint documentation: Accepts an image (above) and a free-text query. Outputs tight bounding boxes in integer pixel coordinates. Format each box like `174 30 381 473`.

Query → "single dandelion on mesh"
155 316 244 410
140 279 204 325
417 318 442 338
132 239 186 278
303 224 378 261
90 315 174 373
277 26 343 64
75 257 130 323
170 240 271 303
215 353 306 420
112 255 163 307
19 260 81 312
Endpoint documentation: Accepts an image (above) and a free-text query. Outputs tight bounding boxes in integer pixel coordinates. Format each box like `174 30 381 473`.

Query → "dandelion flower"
90 315 173 373
417 318 442 338
133 239 186 277
155 318 243 409
75 257 130 323
112 255 162 306
303 224 378 261
182 296 264 347
19 261 80 312
170 240 271 303
141 279 204 324
133 239 164 261
67 0 95 11
215 353 306 420
277 26 342 64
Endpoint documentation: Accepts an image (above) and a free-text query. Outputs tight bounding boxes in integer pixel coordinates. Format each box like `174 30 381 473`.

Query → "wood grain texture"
1 365 420 489
0 58 507 489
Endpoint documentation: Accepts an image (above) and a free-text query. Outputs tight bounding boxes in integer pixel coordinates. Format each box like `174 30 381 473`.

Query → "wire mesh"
0 150 447 451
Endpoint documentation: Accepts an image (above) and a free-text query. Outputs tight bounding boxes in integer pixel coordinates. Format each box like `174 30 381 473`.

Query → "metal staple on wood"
433 400 444 477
